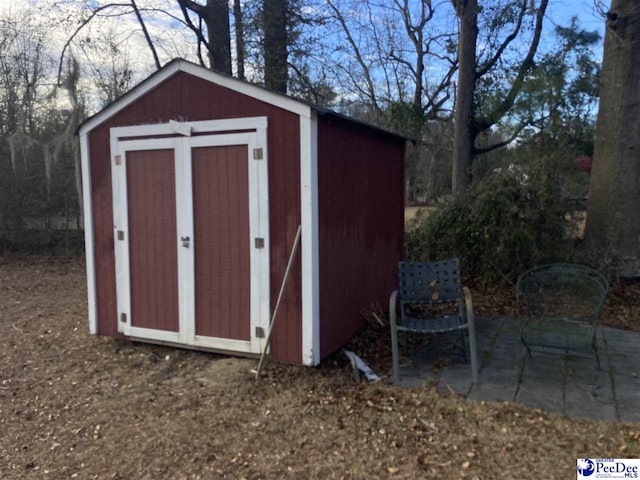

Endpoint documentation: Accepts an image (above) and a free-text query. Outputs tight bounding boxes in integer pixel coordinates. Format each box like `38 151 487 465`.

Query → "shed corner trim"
300 111 320 366
79 132 98 335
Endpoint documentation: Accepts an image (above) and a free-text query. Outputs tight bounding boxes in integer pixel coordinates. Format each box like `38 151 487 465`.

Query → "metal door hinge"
255 327 265 338
252 148 263 160
120 313 127 323
114 155 122 165
117 230 125 241
254 238 265 249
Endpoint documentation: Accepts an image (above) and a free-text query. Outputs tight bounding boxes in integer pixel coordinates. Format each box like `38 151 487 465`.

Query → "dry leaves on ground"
1 256 639 479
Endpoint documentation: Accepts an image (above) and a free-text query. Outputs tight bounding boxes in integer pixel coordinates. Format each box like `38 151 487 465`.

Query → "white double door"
111 119 270 354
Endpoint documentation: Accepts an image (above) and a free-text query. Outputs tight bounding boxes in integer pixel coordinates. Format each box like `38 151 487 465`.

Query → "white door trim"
176 137 193 345
110 119 269 354
112 136 178 342
110 117 268 139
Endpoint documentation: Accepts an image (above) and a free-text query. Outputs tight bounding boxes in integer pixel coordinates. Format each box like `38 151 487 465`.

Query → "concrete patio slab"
398 316 640 423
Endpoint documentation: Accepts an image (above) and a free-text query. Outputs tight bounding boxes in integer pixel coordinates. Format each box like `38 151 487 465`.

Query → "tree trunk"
205 0 231 74
233 0 245 80
585 0 640 277
263 0 288 93
451 0 478 193
177 0 232 74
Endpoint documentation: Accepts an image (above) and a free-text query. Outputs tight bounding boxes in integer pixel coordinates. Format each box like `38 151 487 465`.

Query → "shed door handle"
181 236 190 248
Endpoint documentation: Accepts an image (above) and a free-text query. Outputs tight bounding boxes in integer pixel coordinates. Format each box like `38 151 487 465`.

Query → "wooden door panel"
126 149 179 332
192 145 251 340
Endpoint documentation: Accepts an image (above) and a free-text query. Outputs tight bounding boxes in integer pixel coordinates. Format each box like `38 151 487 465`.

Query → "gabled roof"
78 58 406 142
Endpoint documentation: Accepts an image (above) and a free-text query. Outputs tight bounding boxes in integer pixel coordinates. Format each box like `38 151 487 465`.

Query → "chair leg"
468 324 479 384
459 330 468 362
518 345 528 381
463 287 479 384
593 335 602 371
389 290 400 382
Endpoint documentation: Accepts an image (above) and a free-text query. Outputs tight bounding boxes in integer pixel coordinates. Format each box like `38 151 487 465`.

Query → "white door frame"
110 117 269 354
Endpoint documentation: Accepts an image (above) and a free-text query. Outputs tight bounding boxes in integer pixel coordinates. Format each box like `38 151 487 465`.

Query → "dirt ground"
1 257 640 479
404 205 435 225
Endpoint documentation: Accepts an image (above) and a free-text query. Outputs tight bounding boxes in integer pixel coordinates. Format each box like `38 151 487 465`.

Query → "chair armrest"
389 290 398 315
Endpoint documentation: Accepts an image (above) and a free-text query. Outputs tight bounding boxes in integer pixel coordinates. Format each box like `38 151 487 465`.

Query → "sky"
549 0 605 30
546 0 605 49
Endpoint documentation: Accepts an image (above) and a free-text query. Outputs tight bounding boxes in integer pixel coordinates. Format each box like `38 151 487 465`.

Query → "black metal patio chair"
516 263 609 368
389 258 479 383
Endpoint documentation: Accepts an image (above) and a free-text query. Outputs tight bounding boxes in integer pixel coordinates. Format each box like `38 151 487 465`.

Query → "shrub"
405 169 571 285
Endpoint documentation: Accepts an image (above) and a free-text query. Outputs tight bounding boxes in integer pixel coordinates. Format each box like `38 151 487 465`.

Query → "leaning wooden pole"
255 225 302 379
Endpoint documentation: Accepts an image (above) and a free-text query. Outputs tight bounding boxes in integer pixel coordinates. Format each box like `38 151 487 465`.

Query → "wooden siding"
192 145 251 340
317 116 405 359
126 149 180 331
89 71 302 363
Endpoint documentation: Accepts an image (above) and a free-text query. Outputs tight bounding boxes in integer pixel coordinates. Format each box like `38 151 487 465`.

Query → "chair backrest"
398 259 463 305
516 263 609 323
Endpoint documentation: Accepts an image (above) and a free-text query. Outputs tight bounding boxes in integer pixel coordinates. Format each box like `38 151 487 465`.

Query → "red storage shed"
78 59 405 365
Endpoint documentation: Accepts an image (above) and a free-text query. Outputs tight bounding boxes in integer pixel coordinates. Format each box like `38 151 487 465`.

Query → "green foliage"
405 167 571 285
473 17 600 185
513 17 600 144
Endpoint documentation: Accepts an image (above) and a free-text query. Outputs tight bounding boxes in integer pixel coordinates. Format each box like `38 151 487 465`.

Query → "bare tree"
58 2 162 83
76 25 135 106
324 0 456 119
323 0 457 200
0 7 84 251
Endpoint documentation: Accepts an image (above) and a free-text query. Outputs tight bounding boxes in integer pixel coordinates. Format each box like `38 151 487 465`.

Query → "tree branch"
474 0 550 134
388 52 417 76
326 0 381 113
176 0 211 65
393 0 434 108
424 61 457 118
197 17 205 67
365 1 392 102
57 3 131 85
473 122 528 155
476 0 527 78
130 0 161 70
178 0 207 16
